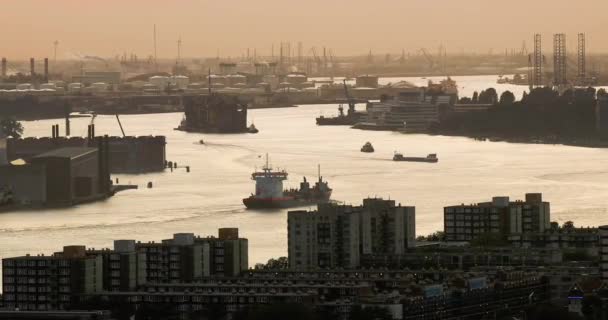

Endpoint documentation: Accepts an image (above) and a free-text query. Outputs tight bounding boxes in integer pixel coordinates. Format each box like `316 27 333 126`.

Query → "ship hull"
243 191 332 209
393 157 438 163
243 197 324 209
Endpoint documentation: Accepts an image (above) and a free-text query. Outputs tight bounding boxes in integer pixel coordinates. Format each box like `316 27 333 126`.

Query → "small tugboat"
243 155 332 209
361 142 375 153
247 123 259 134
393 152 438 163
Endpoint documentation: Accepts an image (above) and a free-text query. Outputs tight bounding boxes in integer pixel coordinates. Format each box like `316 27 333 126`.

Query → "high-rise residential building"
288 204 361 270
90 240 147 292
444 193 550 242
600 225 608 282
360 198 416 255
195 228 249 277
136 233 211 283
2 246 103 311
288 198 416 270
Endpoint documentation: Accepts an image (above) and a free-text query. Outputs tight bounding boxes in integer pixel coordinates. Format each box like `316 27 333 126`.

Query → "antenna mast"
153 24 158 71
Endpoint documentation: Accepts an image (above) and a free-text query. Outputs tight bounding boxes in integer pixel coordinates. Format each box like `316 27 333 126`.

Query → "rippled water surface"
1 76 608 277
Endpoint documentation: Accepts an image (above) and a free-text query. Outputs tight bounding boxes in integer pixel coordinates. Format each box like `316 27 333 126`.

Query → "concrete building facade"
288 198 416 270
444 193 550 242
1 246 103 311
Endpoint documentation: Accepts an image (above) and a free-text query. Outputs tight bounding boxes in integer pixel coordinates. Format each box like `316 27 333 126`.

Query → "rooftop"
34 147 97 160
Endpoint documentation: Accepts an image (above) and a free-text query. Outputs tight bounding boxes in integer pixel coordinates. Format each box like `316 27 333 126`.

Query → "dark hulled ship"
243 156 332 209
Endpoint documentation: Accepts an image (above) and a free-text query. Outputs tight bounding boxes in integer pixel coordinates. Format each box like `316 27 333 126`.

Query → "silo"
1 58 6 79
30 58 35 76
44 58 49 81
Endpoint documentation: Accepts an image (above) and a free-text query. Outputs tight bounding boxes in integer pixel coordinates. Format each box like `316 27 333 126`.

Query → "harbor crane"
418 48 435 71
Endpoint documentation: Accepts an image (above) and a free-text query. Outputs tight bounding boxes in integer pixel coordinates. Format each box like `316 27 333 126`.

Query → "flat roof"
34 147 97 160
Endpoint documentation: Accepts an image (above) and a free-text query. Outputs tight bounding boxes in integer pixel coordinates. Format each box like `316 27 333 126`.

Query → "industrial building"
596 95 608 137
31 147 102 204
443 193 551 242
288 198 416 270
0 139 112 206
7 135 166 174
71 71 121 86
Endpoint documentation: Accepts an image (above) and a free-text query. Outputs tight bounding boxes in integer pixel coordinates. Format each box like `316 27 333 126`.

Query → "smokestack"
30 58 35 76
65 115 70 137
44 58 49 82
64 102 70 136
1 58 6 79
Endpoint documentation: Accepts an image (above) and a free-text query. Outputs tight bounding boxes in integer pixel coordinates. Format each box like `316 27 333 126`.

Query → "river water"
1 75 608 277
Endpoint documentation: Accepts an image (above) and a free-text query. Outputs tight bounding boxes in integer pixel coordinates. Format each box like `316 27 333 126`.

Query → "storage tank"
40 83 57 90
171 75 190 90
226 74 246 87
68 82 83 93
16 83 32 90
90 82 108 92
285 74 307 85
149 76 169 90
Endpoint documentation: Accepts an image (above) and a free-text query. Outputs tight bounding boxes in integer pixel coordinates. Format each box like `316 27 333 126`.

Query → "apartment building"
2 246 103 311
444 193 550 242
288 198 416 270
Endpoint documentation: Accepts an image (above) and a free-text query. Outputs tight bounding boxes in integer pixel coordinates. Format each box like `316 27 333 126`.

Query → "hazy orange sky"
3 0 607 59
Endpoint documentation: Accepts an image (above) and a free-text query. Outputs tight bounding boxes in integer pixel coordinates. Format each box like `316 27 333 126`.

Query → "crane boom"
342 80 355 115
115 114 126 137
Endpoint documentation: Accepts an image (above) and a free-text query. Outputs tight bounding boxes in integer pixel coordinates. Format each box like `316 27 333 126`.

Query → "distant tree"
563 221 575 230
472 91 479 103
0 118 23 138
521 91 529 103
597 88 607 97
420 231 445 242
459 97 472 104
550 221 559 231
499 90 516 105
255 257 289 270
478 88 498 104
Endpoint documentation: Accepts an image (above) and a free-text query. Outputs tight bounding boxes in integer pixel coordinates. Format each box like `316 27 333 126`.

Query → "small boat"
361 142 375 153
247 123 259 134
199 139 205 145
393 152 438 163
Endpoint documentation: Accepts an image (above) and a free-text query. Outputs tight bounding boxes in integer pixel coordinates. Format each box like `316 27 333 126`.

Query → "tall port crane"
419 48 435 71
342 79 356 117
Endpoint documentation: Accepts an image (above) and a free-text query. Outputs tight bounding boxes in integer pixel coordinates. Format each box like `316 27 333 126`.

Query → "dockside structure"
179 94 248 133
7 133 166 173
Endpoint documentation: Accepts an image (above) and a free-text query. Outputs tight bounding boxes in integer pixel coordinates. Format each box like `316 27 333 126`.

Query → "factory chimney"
1 58 6 79
30 58 35 76
44 58 49 82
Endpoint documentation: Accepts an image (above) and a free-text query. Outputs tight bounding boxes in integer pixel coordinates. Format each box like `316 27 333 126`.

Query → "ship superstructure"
243 155 332 209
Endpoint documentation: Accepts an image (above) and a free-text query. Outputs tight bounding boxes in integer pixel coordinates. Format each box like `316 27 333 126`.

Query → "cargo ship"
242 156 332 209
393 152 438 163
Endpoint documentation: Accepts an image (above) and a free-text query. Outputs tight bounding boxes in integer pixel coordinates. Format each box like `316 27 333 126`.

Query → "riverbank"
433 131 608 149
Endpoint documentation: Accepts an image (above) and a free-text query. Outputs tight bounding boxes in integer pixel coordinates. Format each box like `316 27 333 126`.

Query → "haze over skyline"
4 0 608 59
